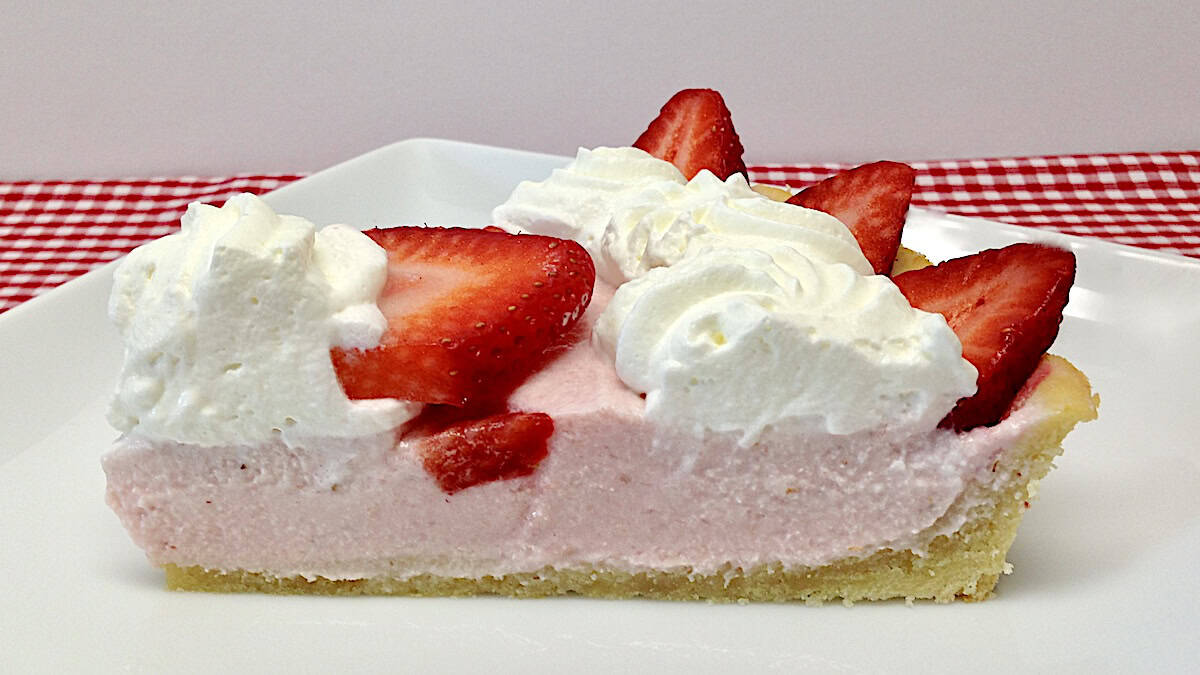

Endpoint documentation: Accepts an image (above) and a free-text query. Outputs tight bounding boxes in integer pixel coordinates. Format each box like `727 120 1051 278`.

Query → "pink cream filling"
103 284 1038 580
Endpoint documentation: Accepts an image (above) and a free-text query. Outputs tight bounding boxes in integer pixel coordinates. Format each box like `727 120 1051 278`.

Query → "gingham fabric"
2 152 1199 314
0 175 303 313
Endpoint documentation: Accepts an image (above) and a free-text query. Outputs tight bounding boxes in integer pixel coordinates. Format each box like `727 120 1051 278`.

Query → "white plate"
2 139 1199 673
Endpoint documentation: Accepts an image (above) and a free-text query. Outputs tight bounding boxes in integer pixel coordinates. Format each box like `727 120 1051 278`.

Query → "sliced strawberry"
331 227 595 406
416 411 553 494
892 243 1076 431
633 88 746 180
787 161 916 276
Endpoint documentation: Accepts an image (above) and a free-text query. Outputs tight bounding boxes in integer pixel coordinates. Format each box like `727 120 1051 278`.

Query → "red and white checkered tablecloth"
2 152 1199 314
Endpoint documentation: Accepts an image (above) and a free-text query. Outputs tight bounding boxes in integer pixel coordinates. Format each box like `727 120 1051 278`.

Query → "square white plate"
2 139 1199 673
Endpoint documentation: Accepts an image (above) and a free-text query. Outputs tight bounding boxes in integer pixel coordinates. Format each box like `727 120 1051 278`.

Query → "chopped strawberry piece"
787 161 916 276
893 243 1076 431
416 411 553 494
633 88 747 180
331 227 596 406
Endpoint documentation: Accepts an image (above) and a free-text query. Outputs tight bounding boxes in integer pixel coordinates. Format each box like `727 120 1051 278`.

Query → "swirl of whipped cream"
108 193 418 446
593 247 977 443
493 146 871 285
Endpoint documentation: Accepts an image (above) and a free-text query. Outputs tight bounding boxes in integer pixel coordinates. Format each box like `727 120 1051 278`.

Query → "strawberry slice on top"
787 161 916 276
893 243 1076 431
331 227 596 407
633 88 747 180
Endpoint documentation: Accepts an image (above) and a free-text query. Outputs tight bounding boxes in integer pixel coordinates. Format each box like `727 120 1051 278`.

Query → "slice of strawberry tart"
102 90 1097 602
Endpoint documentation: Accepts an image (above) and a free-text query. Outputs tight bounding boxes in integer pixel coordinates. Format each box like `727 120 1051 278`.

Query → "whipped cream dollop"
494 147 977 441
492 146 871 285
593 248 976 441
108 193 417 446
